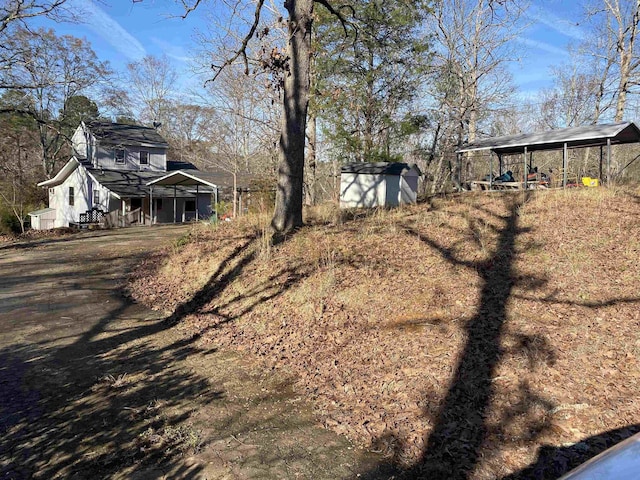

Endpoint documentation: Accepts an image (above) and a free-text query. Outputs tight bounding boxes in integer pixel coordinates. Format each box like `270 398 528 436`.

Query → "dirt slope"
129 188 640 479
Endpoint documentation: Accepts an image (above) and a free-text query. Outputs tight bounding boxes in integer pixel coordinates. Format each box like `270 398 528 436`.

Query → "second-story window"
114 148 125 164
69 186 74 206
139 151 149 165
93 189 100 205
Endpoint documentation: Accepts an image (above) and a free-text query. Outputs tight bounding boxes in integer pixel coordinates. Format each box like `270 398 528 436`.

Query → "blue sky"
31 0 587 99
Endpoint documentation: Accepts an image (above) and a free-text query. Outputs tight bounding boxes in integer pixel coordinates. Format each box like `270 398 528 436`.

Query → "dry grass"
129 188 640 479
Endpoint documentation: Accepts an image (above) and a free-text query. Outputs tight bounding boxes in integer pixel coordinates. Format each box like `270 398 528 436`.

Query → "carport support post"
606 137 611 185
599 146 603 181
523 146 528 189
149 187 153 226
173 185 177 223
498 153 503 176
196 184 199 221
563 142 568 188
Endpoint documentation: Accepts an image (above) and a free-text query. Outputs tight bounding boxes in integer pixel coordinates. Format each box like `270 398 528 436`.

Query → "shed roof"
28 207 56 216
87 121 169 148
457 121 640 155
341 162 420 175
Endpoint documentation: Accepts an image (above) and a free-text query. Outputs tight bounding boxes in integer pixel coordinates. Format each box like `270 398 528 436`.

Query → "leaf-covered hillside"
129 188 640 479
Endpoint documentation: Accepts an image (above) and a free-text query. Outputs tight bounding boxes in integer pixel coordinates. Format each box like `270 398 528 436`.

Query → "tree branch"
313 0 355 37
209 0 266 83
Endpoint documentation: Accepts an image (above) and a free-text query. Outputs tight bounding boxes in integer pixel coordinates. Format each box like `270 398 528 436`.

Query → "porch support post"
606 137 612 184
498 153 503 176
173 185 177 223
214 187 219 222
523 146 528 190
150 187 153 226
196 184 199 221
563 142 568 188
489 152 493 190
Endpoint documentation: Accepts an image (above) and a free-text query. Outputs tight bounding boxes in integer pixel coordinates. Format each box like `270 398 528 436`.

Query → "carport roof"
457 121 640 155
147 170 219 188
87 168 214 198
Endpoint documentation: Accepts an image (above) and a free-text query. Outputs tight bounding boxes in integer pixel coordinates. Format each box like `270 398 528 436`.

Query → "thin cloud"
528 5 586 41
150 37 193 63
69 0 146 61
516 37 570 57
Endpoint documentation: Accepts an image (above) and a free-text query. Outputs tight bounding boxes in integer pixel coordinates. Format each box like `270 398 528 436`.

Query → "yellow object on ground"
582 177 600 187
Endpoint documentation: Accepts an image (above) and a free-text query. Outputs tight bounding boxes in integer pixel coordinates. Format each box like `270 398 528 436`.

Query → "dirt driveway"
0 226 384 479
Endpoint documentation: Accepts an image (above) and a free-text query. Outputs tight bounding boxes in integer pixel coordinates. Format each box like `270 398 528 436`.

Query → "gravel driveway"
0 226 384 479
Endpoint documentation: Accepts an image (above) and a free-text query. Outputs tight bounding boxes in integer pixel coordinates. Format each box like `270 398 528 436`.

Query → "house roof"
86 121 169 148
37 157 81 188
341 162 421 175
457 121 640 155
86 168 215 199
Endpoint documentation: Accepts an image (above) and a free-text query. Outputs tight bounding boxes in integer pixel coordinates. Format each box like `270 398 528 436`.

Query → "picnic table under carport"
457 121 640 189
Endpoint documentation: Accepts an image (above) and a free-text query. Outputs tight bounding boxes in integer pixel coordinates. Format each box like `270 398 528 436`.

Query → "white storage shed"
28 208 57 230
340 162 421 209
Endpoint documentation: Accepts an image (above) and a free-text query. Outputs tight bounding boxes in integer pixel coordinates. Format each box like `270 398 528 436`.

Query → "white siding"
71 125 87 159
340 166 420 209
400 175 418 204
29 209 56 230
49 167 91 227
94 144 166 171
86 172 115 212
340 173 387 208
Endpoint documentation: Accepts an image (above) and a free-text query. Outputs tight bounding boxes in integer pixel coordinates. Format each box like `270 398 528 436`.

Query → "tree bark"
272 0 314 234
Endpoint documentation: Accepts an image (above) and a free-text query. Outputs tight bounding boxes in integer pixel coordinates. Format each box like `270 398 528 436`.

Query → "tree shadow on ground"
0 300 216 479
0 231 251 479
357 191 640 479
358 192 559 479
504 424 640 479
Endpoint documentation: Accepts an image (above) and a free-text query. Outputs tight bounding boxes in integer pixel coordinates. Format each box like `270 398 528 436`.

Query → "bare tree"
429 0 523 146
0 112 44 232
0 0 76 80
1 27 111 177
584 0 640 122
0 0 72 34
126 55 177 128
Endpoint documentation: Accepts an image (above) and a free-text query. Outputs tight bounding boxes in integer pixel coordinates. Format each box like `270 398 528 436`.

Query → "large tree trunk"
272 0 313 234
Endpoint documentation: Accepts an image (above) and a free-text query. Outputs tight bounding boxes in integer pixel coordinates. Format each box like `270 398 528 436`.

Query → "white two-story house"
31 121 220 229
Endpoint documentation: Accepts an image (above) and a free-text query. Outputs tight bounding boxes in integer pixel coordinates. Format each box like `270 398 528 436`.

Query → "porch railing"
101 208 144 228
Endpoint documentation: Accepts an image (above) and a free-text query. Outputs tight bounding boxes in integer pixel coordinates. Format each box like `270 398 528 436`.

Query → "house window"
114 149 125 164
69 186 74 206
139 151 149 165
49 188 55 194
93 189 100 205
156 198 163 211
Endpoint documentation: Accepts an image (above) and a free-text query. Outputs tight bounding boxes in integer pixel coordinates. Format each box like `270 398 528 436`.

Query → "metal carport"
147 170 219 223
457 121 640 189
